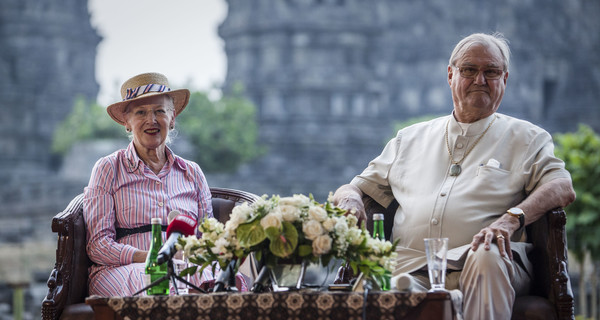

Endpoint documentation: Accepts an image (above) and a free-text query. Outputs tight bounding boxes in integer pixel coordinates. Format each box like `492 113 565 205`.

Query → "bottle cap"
151 217 162 224
373 213 384 221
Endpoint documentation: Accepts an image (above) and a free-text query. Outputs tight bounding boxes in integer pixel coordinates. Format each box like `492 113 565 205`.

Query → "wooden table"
86 290 460 320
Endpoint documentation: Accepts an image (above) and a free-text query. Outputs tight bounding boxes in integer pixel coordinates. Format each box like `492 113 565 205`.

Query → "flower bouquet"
177 193 397 290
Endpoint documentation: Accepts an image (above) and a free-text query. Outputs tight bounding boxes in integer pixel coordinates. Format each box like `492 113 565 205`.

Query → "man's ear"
447 65 454 86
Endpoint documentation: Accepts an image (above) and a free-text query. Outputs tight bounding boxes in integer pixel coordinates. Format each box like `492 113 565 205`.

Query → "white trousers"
410 244 532 320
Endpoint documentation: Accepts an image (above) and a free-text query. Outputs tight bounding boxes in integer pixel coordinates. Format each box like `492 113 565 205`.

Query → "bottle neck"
151 223 163 248
373 220 385 240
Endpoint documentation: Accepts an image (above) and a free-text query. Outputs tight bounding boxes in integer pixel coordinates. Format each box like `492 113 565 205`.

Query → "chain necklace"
445 115 497 176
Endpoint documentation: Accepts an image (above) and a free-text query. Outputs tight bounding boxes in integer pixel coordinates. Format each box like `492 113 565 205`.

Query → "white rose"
260 212 282 230
322 217 337 232
303 220 324 240
308 205 328 222
279 205 301 222
312 234 333 255
228 203 252 230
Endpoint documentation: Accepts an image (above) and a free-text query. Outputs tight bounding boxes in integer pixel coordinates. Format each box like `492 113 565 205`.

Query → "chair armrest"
42 194 86 320
362 195 397 241
526 208 574 320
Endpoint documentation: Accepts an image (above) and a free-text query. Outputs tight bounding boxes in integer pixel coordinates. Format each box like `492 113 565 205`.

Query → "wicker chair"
41 187 260 320
361 195 574 320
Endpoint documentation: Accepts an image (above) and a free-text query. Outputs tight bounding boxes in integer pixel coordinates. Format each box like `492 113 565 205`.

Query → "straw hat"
106 72 190 126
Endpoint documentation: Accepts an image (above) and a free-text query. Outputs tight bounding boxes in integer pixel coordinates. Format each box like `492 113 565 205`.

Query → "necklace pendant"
450 164 462 176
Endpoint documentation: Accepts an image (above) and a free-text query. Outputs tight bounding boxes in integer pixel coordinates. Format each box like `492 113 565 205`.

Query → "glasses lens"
458 66 503 79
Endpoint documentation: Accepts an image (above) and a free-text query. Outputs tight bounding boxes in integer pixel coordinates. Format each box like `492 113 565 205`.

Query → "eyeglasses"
455 66 505 80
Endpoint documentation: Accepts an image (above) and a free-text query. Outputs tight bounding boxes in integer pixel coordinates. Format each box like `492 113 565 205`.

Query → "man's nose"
473 71 487 84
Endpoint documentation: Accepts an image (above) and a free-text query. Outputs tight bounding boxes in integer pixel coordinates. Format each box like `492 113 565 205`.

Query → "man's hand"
332 184 367 225
470 214 520 260
471 178 576 260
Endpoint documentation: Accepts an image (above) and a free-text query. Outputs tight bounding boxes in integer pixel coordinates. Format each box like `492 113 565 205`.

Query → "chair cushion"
512 295 557 320
59 303 94 320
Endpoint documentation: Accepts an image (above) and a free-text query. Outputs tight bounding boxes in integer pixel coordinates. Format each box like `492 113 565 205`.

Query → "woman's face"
124 94 175 151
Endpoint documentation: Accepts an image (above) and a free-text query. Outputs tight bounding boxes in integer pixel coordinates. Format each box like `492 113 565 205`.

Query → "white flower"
347 228 364 246
278 204 301 222
212 237 230 255
303 220 325 240
322 217 337 232
312 234 333 255
279 194 311 207
228 203 252 230
346 214 358 228
260 211 283 230
307 205 328 222
334 218 349 235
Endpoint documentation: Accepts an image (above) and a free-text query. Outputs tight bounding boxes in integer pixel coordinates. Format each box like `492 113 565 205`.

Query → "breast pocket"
475 165 519 200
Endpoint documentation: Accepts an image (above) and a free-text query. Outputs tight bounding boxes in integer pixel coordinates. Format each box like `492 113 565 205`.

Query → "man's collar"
449 112 497 137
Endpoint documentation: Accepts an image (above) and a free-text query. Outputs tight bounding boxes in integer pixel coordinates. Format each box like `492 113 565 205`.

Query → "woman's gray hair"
449 32 511 72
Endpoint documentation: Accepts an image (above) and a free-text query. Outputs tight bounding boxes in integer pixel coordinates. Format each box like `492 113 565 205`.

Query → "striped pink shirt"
83 142 214 296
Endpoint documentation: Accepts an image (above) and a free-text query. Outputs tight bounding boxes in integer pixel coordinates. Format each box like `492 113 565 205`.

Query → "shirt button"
431 218 439 225
456 143 464 148
156 181 161 185
158 202 164 207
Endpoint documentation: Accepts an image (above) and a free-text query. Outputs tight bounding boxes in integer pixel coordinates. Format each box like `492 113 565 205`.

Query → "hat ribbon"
123 84 171 101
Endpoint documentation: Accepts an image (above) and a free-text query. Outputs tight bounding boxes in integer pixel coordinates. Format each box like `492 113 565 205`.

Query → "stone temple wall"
0 0 599 317
213 0 600 200
0 0 99 318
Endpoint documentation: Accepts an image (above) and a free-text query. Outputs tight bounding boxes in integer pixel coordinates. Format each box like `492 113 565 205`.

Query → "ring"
497 234 505 240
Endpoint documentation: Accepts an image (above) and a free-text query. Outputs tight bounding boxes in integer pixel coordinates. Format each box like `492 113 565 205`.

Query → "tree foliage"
175 89 265 173
554 124 600 263
53 90 264 173
51 96 125 154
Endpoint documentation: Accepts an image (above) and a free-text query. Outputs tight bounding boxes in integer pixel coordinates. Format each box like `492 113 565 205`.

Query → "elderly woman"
84 72 244 296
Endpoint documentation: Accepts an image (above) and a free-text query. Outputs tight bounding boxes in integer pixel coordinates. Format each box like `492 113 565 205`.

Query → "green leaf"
178 265 198 277
269 221 299 258
237 218 267 247
265 226 282 240
298 244 312 257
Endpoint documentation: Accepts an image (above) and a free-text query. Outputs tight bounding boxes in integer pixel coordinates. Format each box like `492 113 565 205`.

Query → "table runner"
106 291 433 320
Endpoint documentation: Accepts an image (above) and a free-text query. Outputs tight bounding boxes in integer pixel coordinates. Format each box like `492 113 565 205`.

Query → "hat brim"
106 89 190 126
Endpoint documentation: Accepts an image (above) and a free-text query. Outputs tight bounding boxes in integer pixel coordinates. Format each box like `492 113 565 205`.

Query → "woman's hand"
133 250 148 263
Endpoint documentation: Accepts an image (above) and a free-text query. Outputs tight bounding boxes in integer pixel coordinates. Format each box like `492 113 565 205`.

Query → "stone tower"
0 0 100 216
215 0 600 199
217 0 392 198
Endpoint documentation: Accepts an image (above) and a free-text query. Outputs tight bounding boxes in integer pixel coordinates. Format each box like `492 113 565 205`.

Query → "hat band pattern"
123 84 171 101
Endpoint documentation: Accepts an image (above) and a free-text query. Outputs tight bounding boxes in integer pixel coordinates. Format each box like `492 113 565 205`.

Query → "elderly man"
332 33 575 319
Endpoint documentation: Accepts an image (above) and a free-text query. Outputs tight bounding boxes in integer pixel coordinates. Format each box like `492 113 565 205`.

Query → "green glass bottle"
373 213 385 241
372 213 390 291
145 217 169 295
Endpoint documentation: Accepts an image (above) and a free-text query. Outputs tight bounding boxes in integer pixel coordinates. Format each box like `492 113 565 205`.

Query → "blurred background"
0 0 598 318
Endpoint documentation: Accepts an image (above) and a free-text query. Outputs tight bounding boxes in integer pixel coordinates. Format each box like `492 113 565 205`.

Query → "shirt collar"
449 112 497 137
123 141 188 173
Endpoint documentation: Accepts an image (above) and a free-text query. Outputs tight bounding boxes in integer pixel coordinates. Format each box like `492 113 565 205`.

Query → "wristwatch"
506 207 525 231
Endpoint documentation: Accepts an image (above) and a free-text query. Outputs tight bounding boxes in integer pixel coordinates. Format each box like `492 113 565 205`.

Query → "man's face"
447 43 508 123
